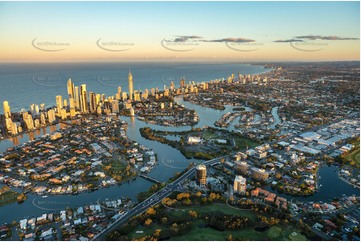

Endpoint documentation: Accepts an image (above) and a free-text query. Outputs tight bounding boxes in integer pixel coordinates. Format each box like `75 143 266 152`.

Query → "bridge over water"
139 174 163 184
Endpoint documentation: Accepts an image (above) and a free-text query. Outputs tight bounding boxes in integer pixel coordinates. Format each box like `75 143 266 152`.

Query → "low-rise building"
187 136 203 144
234 161 250 174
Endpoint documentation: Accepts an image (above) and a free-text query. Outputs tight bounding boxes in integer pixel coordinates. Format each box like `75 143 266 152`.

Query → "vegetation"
137 183 166 202
344 144 360 168
140 126 259 160
166 163 195 183
0 186 20 206
102 159 136 181
109 206 305 241
108 191 307 241
335 137 360 168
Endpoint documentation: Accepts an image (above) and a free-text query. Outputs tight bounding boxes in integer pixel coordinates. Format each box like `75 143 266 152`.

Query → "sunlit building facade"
196 164 207 186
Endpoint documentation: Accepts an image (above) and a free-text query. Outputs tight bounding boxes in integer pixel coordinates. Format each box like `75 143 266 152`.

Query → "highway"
93 113 359 240
92 156 224 240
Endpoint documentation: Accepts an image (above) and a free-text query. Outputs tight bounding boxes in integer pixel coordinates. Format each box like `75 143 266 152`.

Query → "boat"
42 195 48 198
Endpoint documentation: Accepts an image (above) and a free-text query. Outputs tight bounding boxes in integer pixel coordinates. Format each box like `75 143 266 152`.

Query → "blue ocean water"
0 62 358 226
0 62 271 113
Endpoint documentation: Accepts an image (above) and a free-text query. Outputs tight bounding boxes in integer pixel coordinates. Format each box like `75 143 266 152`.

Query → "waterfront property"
140 126 259 160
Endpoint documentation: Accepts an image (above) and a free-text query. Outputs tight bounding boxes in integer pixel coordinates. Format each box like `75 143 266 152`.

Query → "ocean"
0 62 271 113
0 62 358 225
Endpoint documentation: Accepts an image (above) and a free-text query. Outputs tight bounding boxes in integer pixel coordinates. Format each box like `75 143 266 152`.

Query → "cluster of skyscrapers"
3 69 259 137
55 71 137 120
3 100 56 136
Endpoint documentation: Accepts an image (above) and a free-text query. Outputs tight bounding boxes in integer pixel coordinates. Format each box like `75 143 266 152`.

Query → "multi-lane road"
92 157 224 240
93 112 359 240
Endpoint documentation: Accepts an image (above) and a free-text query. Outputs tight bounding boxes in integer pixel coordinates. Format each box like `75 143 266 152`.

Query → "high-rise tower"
89 91 96 113
67 79 75 99
180 77 185 88
74 86 80 109
80 84 88 113
128 69 133 101
3 101 11 119
56 95 63 116
234 175 246 194
196 164 207 186
117 86 122 100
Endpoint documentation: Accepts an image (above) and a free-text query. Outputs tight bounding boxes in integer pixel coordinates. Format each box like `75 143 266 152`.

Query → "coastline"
0 63 358 234
0 63 273 147
0 62 273 114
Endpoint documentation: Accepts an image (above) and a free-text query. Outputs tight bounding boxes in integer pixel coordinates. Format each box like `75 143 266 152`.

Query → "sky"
0 1 359 62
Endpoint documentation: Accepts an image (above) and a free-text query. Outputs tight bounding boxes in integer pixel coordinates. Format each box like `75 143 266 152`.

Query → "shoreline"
0 63 359 239
338 171 360 189
0 121 60 144
0 63 273 120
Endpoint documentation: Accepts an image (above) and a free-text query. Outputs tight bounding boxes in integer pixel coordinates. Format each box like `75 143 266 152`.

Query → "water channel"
0 97 358 224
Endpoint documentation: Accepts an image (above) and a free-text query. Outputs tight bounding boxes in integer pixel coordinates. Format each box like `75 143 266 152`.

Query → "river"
0 97 359 224
270 106 281 129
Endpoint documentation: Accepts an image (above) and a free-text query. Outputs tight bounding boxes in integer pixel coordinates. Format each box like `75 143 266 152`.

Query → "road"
293 202 360 241
92 156 224 240
93 112 359 240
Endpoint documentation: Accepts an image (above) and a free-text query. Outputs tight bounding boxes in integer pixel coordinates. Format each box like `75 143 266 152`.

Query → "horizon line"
0 60 360 64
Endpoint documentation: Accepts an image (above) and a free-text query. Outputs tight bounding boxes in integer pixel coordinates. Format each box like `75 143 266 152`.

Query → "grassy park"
345 142 360 168
126 203 307 241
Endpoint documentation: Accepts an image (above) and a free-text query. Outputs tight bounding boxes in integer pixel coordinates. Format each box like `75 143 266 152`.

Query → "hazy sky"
0 1 359 62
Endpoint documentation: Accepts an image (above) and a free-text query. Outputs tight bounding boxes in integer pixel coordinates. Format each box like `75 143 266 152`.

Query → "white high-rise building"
196 165 207 186
67 79 75 99
80 84 88 113
3 101 11 119
56 95 63 116
234 175 246 194
128 69 133 101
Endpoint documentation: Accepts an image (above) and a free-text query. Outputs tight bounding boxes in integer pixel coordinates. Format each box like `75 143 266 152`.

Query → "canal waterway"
0 90 358 225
